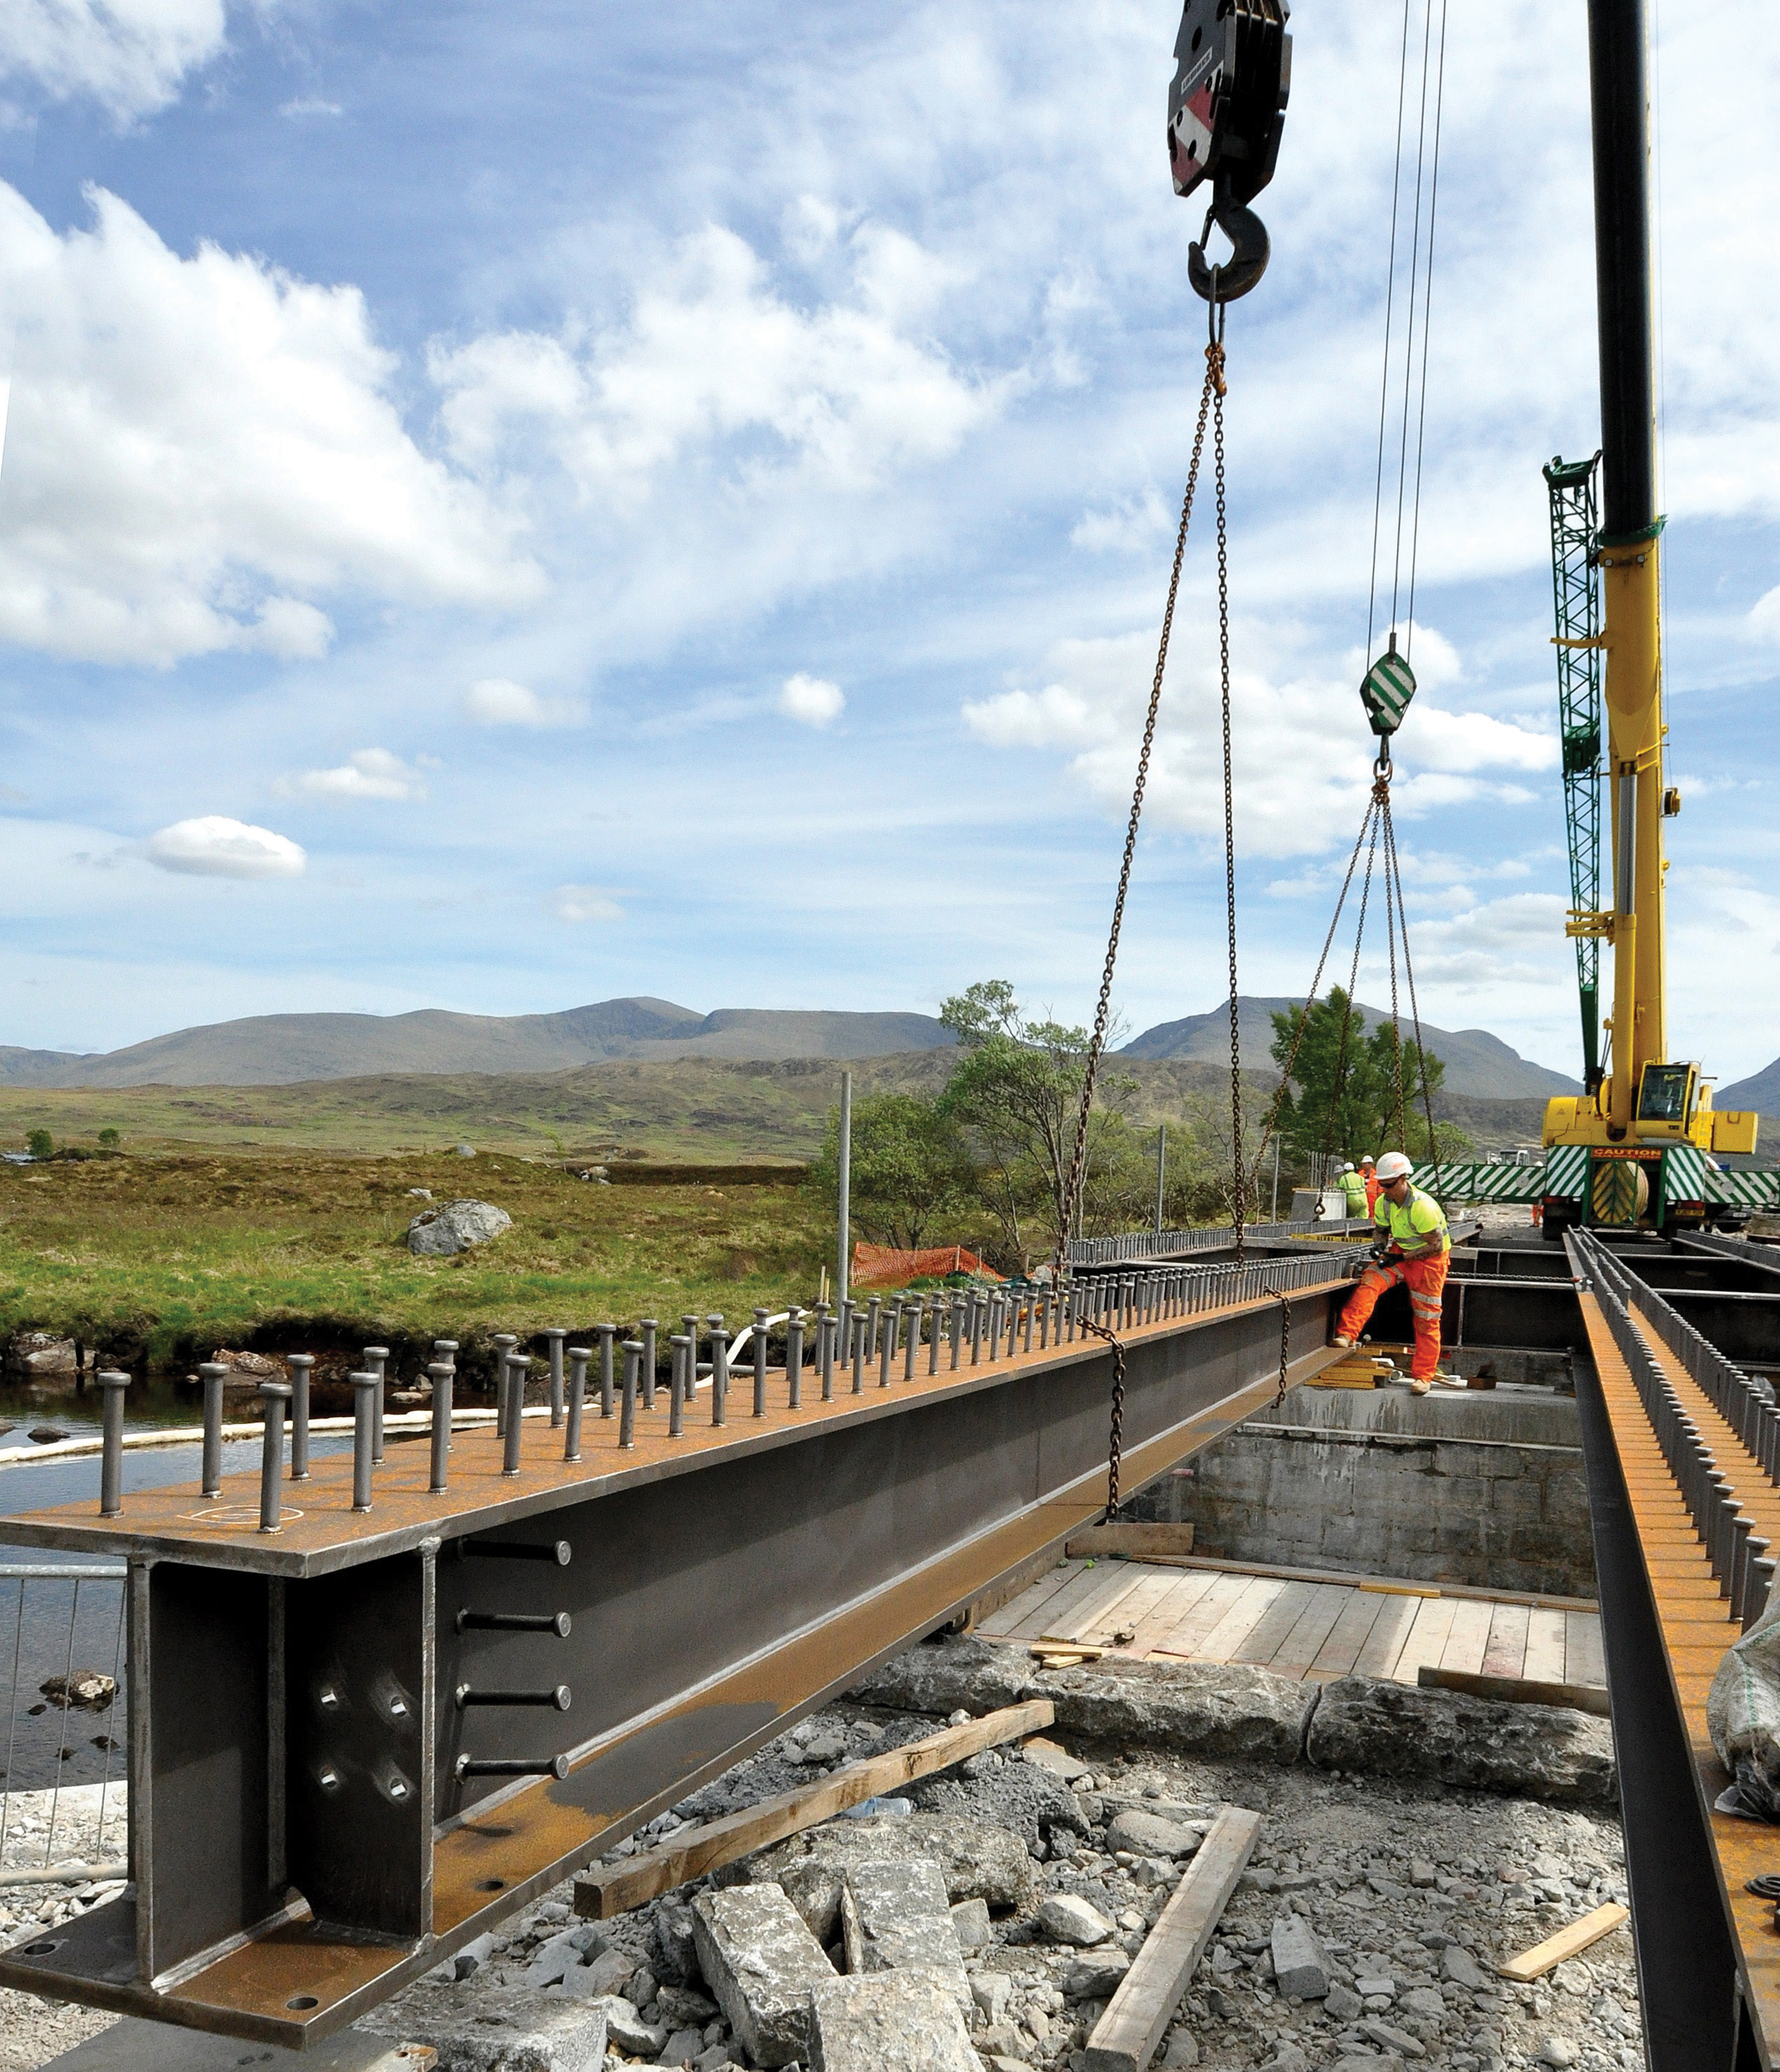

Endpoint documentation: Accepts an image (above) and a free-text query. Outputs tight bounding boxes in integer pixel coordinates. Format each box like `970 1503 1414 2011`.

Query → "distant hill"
1718 1059 1780 1113
0 999 956 1090
1122 997 1580 1101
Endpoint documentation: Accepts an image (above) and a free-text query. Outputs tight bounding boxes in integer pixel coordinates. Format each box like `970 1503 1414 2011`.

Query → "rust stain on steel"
127 1345 1340 2044
1576 1288 1780 2062
0 1279 1349 1574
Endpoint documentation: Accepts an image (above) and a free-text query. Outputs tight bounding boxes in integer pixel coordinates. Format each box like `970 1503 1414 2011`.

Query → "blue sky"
1 1 1777 1081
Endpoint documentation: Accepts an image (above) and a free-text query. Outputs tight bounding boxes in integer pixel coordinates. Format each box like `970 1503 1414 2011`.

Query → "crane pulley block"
1169 0 1291 303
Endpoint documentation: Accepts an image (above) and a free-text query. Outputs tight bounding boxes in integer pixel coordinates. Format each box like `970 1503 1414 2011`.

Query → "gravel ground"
0 1706 1641 2072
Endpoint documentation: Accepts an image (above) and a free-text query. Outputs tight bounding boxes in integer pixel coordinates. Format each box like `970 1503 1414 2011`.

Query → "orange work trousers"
1338 1249 1450 1379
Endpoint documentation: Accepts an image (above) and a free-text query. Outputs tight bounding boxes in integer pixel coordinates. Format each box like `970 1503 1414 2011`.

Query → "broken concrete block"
1106 1808 1204 1860
526 1928 590 1987
971 1973 1012 2024
361 1978 608 2071
750 1812 1032 1942
550 1945 633 2001
1035 1656 1317 1764
846 1636 1034 1717
692 1882 835 2068
1036 1893 1115 1946
1062 1952 1132 2001
949 1896 992 1952
657 2027 705 2068
1306 1678 1617 1804
1270 1914 1331 1999
452 1932 496 1982
839 1859 970 2010
807 1968 980 2072
1323 1980 1364 2022
571 1995 665 2053
908 1755 1091 1854
652 1896 702 1985
1024 1735 1092 1783
1440 1943 1491 1991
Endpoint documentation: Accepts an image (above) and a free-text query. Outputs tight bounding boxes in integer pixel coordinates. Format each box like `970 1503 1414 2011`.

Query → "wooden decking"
978 1556 1605 1690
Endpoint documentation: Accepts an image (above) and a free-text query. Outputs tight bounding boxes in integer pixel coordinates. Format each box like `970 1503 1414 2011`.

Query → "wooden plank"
1125 1570 1220 1657
1083 1806 1263 2072
1091 1571 1191 1651
1497 1903 1631 1982
1227 1580 1320 1668
1005 1561 1115 1640
1480 1600 1531 1680
1140 1550 1597 1613
573 1698 1055 1919
1194 1577 1284 1664
1151 1572 1259 1657
1066 1524 1196 1560
1392 1595 1459 1684
1416 1666 1611 1718
1307 1589 1387 1680
1078 1567 1178 1646
1565 1611 1606 1690
1524 1606 1569 1683
1048 1564 1158 1645
976 1560 1080 1637
1265 1585 1351 1679
1351 1590 1421 1681
1438 1597 1496 1676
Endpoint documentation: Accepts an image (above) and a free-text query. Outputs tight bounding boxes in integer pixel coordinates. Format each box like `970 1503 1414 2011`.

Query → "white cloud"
0 183 538 668
1 0 228 121
777 672 844 728
463 677 585 729
143 816 306 878
276 749 426 803
431 223 1001 506
963 623 1560 859
553 884 623 924
1070 489 1171 556
279 97 342 118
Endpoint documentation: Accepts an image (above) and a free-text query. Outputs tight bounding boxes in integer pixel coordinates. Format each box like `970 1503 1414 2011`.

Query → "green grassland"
0 1148 835 1373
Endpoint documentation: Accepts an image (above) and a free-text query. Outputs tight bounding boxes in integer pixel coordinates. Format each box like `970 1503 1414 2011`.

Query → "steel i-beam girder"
0 1270 1353 2048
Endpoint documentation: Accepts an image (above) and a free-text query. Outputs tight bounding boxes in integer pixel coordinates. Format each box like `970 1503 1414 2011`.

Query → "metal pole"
1155 1124 1167 1235
545 1329 566 1428
199 1361 227 1499
564 1347 588 1463
364 1345 389 1464
98 1370 129 1518
350 1372 377 1512
287 1354 313 1482
502 1355 528 1475
837 1069 852 1307
429 1360 454 1492
258 1383 291 1534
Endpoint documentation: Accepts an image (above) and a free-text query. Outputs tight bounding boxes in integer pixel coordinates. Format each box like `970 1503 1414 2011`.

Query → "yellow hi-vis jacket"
1337 1170 1369 1216
1373 1184 1450 1256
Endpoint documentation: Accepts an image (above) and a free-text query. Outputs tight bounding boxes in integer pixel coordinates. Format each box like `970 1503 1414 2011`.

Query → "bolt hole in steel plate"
22 1940 60 1956
475 1878 505 1892
286 1995 320 2010
1746 1875 1780 1900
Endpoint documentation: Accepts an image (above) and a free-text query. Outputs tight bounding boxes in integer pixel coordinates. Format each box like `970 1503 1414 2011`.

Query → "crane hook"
1189 182 1271 304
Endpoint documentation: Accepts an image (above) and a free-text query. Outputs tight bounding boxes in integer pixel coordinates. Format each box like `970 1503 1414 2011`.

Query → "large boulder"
748 1814 1033 1942
905 1750 1091 1853
406 1198 512 1257
1037 1656 1317 1765
848 1635 1034 1717
1307 1677 1618 1803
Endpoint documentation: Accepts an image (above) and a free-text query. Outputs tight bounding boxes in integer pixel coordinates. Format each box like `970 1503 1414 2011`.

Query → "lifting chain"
1078 1313 1127 1521
1274 1290 1292 1407
1213 300 1245 1265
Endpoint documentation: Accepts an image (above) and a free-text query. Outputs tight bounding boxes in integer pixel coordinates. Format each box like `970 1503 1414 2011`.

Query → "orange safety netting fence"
850 1243 1003 1289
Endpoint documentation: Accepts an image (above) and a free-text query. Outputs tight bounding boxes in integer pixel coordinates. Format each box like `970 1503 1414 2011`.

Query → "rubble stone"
1270 1913 1331 1998
691 1884 834 2068
846 1635 1032 1716
1307 1678 1618 1803
908 1751 1091 1852
807 1968 980 2072
948 1896 992 1952
575 1995 665 2053
971 1973 1012 2024
361 1978 608 2071
1062 1951 1132 2001
1440 1943 1492 1990
839 1859 970 2009
405 1197 512 1256
1106 1807 1204 1859
1036 1893 1115 1946
749 1812 1031 1942
1036 1655 1317 1762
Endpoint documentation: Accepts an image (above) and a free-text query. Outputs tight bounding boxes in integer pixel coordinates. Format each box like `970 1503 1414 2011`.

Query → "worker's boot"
1328 1334 1353 1350
1408 1377 1432 1396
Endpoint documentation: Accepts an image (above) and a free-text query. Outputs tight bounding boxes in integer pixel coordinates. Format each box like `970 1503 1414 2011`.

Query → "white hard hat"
1358 1153 1375 1167
1342 1162 1355 1173
1375 1151 1413 1183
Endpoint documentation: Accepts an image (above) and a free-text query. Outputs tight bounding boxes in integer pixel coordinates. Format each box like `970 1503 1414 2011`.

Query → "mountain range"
0 994 1583 1100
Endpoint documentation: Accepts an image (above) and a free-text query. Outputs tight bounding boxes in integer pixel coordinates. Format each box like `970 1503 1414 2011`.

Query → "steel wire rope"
1400 0 1451 653
1382 795 1443 1177
1319 797 1384 1184
1364 0 1419 665
1387 0 1442 652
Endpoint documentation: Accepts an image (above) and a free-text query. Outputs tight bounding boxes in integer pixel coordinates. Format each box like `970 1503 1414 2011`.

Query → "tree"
937 981 1135 1267
1267 989 1471 1168
97 1127 120 1151
25 1128 52 1160
812 1092 971 1251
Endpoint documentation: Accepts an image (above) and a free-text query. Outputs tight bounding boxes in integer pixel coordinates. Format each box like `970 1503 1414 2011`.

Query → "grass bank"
0 1150 831 1375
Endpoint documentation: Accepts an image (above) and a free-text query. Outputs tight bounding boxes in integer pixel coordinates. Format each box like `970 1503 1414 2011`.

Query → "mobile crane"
1534 0 1763 1237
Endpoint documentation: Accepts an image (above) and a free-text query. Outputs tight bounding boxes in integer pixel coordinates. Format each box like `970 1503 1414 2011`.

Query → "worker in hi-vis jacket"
1328 1152 1454 1393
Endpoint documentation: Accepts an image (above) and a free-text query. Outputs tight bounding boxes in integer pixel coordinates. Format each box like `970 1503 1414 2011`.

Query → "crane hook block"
1169 0 1291 305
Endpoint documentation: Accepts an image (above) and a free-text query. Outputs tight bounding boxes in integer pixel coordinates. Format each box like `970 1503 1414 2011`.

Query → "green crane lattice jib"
1545 452 1604 1087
